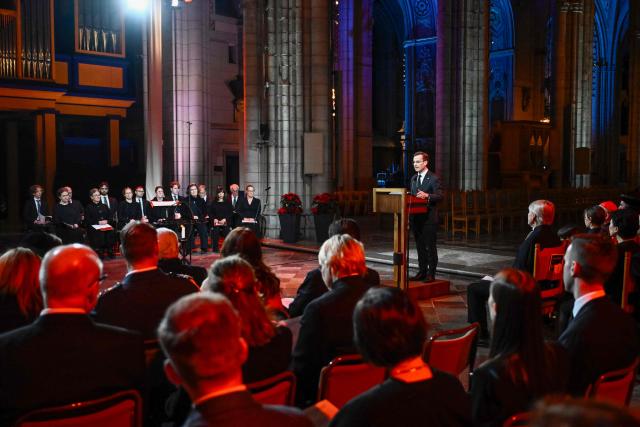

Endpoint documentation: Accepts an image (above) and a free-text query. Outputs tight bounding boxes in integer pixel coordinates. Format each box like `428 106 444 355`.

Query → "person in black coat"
117 187 142 230
209 186 233 252
559 235 640 396
22 184 53 232
98 181 118 224
583 205 607 236
0 244 145 426
237 184 261 237
84 188 115 258
53 187 85 244
158 293 311 427
605 209 640 306
157 227 207 286
92 222 199 340
184 184 210 253
292 234 375 406
134 185 152 222
467 200 561 340
228 183 244 228
289 218 380 318
408 151 444 283
470 269 568 427
330 287 470 427
150 186 174 225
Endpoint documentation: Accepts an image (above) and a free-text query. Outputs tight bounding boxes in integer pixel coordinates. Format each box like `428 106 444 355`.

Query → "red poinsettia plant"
278 192 303 215
311 192 338 215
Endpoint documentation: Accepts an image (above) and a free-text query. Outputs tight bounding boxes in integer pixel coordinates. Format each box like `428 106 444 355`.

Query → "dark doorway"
225 152 239 189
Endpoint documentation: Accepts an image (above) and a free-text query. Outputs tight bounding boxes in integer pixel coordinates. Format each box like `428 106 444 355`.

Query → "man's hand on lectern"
416 190 430 200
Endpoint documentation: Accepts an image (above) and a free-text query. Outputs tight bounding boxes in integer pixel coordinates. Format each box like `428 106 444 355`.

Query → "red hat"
599 201 618 213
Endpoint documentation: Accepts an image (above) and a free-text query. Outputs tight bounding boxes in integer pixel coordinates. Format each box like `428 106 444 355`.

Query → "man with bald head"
0 244 145 425
93 221 199 339
157 227 207 286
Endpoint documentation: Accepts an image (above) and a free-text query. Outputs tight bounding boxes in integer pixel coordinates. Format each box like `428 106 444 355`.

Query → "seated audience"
185 183 209 254
84 187 115 259
53 186 84 244
0 248 43 333
236 184 261 236
559 234 640 395
22 184 52 232
93 221 199 339
330 287 470 427
158 293 311 427
605 209 640 306
288 218 380 318
209 186 233 252
599 200 617 231
221 227 286 318
467 200 561 341
292 234 373 406
117 187 142 229
19 231 62 258
583 205 607 235
470 269 568 426
157 227 207 286
530 397 640 427
0 244 145 425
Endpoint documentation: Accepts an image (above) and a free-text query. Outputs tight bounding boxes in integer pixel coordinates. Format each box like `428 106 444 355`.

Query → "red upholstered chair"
423 322 479 382
621 252 636 314
586 358 639 406
533 243 567 315
503 411 531 427
317 354 387 409
15 390 142 427
248 371 297 406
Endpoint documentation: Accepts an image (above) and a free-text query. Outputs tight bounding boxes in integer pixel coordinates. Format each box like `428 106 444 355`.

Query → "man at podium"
409 151 443 283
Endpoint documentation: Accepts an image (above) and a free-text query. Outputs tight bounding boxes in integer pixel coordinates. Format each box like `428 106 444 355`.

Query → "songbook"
150 201 177 207
92 224 114 231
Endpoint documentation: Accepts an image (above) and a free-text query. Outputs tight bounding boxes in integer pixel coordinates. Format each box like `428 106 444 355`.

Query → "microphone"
264 186 271 192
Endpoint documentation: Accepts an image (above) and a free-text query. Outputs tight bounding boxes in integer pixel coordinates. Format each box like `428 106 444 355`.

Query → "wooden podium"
372 188 427 290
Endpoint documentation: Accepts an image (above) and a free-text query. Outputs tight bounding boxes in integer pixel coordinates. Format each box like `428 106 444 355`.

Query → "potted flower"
311 192 338 243
278 192 303 243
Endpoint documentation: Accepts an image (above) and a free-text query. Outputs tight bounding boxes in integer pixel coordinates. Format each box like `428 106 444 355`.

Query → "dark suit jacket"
0 313 145 425
512 224 561 273
100 195 118 221
288 268 381 318
292 276 373 405
84 201 111 227
409 170 443 224
117 201 142 228
605 240 640 306
237 197 262 221
22 198 49 228
92 268 199 339
158 258 207 287
185 196 208 221
184 390 311 427
0 294 36 334
558 296 640 395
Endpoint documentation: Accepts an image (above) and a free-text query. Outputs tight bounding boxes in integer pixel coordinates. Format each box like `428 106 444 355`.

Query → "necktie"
233 196 237 207
35 199 41 215
102 196 110 209
418 175 423 186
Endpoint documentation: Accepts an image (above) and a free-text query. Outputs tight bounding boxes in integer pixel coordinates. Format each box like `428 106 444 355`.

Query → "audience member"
599 200 618 231
185 183 209 254
134 185 151 222
558 234 639 395
209 186 233 252
53 186 84 244
236 184 261 236
530 397 640 427
158 293 311 427
22 184 52 232
583 205 607 235
288 218 380 318
467 200 561 341
93 221 199 339
330 287 470 427
117 187 142 229
221 227 286 318
157 227 207 286
0 248 42 334
0 244 145 425
19 231 62 258
619 189 640 215
470 269 568 426
84 187 115 259
605 209 640 306
292 234 372 406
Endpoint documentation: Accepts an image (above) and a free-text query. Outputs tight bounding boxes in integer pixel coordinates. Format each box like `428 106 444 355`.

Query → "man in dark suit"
467 199 561 341
133 185 152 223
157 227 207 286
408 151 443 283
559 234 639 395
0 244 145 425
292 234 373 406
158 293 311 427
288 218 380 318
22 184 53 232
92 221 199 340
98 181 118 224
228 183 243 228
186 183 210 253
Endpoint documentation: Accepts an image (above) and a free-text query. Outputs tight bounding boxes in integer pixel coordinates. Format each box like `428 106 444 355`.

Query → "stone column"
628 3 640 186
436 0 490 190
553 0 594 188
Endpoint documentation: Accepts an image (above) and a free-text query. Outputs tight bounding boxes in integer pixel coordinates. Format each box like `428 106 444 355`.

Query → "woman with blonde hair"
0 248 43 333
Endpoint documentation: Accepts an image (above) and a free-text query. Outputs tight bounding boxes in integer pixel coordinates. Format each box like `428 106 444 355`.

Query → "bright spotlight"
126 0 150 12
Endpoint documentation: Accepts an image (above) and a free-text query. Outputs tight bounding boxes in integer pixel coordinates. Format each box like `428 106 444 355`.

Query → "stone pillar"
108 116 120 167
436 0 490 190
553 0 594 188
628 3 640 186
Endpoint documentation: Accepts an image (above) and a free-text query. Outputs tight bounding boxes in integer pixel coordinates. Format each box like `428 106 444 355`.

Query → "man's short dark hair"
158 293 242 386
169 181 180 188
120 221 158 264
569 234 617 284
29 184 43 196
584 205 606 227
155 186 164 193
328 218 361 241
19 231 62 258
353 287 427 367
610 209 639 239
413 151 429 162
99 181 109 188
134 185 144 191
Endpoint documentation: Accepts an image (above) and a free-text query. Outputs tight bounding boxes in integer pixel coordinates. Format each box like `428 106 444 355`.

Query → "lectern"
373 188 427 290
